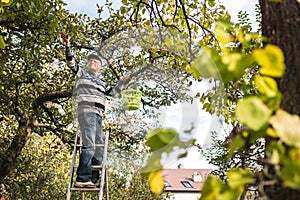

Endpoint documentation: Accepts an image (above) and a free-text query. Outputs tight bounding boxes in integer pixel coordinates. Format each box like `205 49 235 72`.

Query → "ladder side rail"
66 131 80 200
81 191 85 200
105 168 109 200
99 130 109 200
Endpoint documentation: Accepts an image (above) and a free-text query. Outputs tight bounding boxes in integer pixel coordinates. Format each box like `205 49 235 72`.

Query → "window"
164 181 171 187
181 181 193 188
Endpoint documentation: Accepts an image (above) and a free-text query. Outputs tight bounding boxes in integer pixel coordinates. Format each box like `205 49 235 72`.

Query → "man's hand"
61 33 71 47
121 75 130 81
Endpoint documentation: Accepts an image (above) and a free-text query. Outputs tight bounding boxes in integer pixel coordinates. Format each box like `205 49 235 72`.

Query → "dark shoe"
74 181 96 188
92 181 100 188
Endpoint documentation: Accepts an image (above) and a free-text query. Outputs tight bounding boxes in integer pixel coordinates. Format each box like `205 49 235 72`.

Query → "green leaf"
288 148 300 163
228 135 245 158
192 48 254 83
264 92 282 111
0 35 6 49
236 96 272 131
222 53 254 78
1 0 10 3
207 0 216 7
200 176 224 200
227 168 253 189
146 128 177 151
280 148 300 189
266 141 285 165
0 0 12 5
140 152 162 175
121 0 128 5
266 127 279 138
254 75 278 98
120 6 127 14
253 44 285 77
218 188 243 200
158 129 177 143
215 21 233 47
16 2 21 8
270 110 300 147
142 128 193 175
148 169 164 195
248 129 267 143
191 48 223 80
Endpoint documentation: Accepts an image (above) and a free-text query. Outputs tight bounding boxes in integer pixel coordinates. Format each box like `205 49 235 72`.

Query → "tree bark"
259 0 300 199
260 0 300 115
0 124 32 181
0 90 73 183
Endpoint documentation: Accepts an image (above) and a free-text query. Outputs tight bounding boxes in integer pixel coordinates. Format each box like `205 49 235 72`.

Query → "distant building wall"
170 192 200 200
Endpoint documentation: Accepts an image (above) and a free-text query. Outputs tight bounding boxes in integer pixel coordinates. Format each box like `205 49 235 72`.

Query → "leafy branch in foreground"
143 15 300 199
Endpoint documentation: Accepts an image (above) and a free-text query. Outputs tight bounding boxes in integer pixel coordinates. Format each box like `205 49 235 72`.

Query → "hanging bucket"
121 89 142 110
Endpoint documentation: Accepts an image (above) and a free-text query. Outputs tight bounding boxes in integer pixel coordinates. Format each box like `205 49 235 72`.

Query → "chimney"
192 171 203 182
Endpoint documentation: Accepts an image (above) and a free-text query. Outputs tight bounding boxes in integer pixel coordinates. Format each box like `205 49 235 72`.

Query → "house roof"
162 168 212 192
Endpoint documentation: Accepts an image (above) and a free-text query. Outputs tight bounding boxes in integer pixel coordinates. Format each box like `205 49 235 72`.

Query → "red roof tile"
162 168 212 192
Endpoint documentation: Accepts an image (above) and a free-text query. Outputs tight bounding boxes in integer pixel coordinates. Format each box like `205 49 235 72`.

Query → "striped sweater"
66 47 111 116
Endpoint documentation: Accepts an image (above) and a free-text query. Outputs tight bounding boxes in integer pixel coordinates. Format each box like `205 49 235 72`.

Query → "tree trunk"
260 0 300 115
259 0 300 199
0 124 32 181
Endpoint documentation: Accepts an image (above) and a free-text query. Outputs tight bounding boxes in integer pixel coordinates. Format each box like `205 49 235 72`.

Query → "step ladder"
66 130 109 200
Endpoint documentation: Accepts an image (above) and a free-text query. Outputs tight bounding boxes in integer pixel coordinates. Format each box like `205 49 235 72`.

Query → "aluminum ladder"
66 130 109 200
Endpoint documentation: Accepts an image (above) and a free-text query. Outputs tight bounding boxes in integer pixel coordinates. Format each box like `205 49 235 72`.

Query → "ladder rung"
73 165 103 171
76 144 105 147
92 165 103 170
71 187 101 192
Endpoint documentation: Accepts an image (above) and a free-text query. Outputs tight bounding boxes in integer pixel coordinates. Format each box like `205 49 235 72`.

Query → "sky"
63 0 258 169
63 0 121 19
63 0 259 25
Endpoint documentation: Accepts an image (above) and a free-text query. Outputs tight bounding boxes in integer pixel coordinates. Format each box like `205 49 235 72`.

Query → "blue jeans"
76 112 103 183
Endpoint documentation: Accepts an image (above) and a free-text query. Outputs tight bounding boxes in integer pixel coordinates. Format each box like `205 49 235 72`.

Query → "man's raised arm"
61 33 79 74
